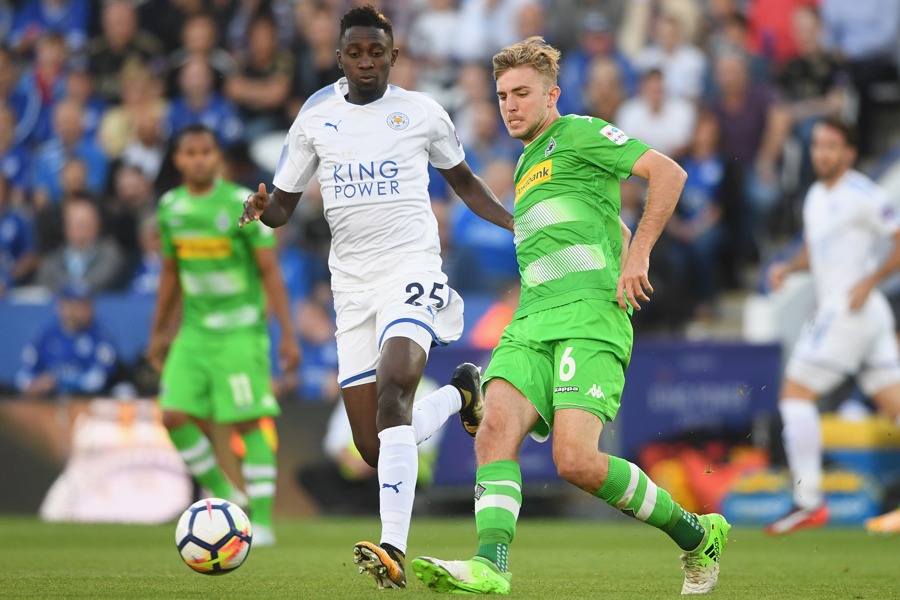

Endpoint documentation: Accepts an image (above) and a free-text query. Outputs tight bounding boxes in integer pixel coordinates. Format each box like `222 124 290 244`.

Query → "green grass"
0 516 896 598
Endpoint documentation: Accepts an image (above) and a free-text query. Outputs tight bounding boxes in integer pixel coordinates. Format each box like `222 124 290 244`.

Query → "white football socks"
378 425 418 554
410 384 462 444
780 399 823 509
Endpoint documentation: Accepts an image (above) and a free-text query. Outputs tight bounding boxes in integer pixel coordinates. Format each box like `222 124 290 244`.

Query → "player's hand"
848 278 875 311
239 183 270 228
617 251 653 311
146 334 169 372
278 335 301 372
767 262 789 292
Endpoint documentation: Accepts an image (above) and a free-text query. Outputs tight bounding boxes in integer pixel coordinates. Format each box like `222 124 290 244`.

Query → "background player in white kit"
765 116 900 535
239 4 514 588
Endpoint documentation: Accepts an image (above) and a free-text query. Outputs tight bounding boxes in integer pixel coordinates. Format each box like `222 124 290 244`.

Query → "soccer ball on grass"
175 498 252 574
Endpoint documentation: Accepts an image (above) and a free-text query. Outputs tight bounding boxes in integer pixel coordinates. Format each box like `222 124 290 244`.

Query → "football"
175 498 252 575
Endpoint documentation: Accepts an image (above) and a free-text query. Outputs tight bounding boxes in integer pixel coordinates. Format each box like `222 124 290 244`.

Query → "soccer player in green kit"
412 38 730 595
148 124 300 547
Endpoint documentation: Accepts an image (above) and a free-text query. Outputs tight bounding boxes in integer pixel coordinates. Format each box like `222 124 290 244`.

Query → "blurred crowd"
2 0 900 401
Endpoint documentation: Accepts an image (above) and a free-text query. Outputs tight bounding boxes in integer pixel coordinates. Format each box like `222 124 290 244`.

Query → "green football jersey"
512 114 650 317
157 179 276 336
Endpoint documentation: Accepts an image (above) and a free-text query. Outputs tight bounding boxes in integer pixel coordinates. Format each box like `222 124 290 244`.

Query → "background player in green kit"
412 38 730 595
147 124 300 547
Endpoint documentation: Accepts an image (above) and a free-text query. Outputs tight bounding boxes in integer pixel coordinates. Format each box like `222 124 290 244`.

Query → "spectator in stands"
86 0 165 104
9 0 90 55
166 12 237 96
0 105 30 207
18 32 69 145
0 1 12 43
166 57 243 148
746 0 814 65
224 0 294 60
34 156 85 253
666 111 727 321
454 0 535 63
129 213 161 296
455 99 519 177
292 294 340 403
615 68 696 160
103 163 155 258
35 195 125 293
0 46 40 146
708 50 791 266
287 1 343 116
777 5 850 190
223 14 293 141
557 11 637 116
449 158 518 293
0 174 38 295
633 13 707 101
406 0 461 94
583 57 626 122
98 64 167 161
820 0 900 157
31 98 109 207
272 217 318 308
15 282 119 399
121 110 166 184
139 0 208 54
64 69 105 141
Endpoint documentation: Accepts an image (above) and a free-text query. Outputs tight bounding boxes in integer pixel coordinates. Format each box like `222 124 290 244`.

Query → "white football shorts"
334 271 464 388
786 290 900 395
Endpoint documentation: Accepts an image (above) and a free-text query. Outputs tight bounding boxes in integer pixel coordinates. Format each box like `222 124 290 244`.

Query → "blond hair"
492 36 561 89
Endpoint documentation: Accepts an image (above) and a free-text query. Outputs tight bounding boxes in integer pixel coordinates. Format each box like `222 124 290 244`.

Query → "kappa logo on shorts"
554 386 579 393
584 384 606 399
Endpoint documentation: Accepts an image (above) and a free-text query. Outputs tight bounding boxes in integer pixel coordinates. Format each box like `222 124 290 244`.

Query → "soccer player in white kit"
239 5 514 587
765 116 900 535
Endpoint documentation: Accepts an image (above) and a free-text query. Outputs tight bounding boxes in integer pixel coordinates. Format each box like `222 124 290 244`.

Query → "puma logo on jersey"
324 120 341 132
584 384 606 399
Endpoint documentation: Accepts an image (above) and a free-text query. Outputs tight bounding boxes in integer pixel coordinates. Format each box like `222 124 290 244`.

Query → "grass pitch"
0 516 896 599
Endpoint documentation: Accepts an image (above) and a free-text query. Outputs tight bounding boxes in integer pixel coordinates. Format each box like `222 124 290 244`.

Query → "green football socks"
474 460 522 572
596 455 705 551
241 427 277 528
168 421 234 499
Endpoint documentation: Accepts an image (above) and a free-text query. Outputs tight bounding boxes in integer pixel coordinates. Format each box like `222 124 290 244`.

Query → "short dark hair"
339 4 393 44
173 123 219 151
817 115 858 148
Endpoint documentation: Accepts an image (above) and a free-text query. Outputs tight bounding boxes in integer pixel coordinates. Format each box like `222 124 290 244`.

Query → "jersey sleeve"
426 99 465 170
157 192 175 259
272 119 319 193
571 116 650 179
868 187 900 237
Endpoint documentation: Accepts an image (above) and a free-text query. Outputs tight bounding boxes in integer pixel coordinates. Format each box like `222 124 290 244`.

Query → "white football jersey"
803 170 900 305
273 78 465 291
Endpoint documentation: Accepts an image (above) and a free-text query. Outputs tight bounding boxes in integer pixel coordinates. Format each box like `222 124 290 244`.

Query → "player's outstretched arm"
239 183 303 229
767 243 809 292
618 149 687 311
438 161 515 233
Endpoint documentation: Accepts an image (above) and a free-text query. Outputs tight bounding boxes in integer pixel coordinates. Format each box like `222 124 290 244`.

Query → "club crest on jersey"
545 136 556 157
600 124 629 145
387 112 410 130
216 211 230 232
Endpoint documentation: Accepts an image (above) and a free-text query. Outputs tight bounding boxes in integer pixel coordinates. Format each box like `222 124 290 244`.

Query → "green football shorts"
159 328 279 424
482 298 632 440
